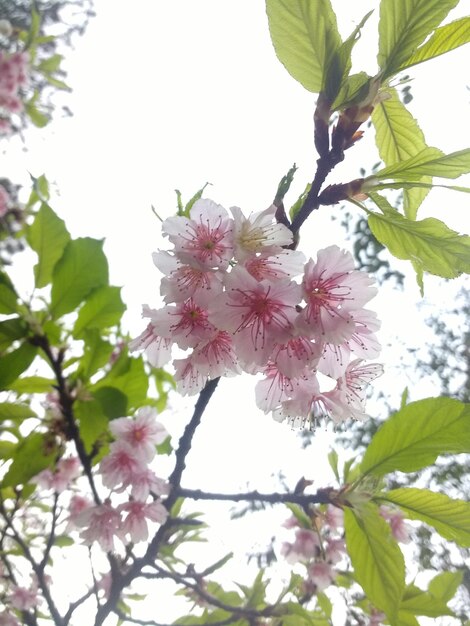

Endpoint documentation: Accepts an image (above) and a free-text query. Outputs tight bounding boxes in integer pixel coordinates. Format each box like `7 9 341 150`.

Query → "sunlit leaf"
361 397 470 477
379 488 470 547
73 286 125 337
0 318 27 351
50 238 109 319
399 583 454 618
0 403 37 421
0 343 37 391
372 88 430 219
78 330 114 380
373 147 470 181
27 202 70 288
399 16 470 71
378 0 459 79
8 376 55 394
345 503 405 622
265 0 342 95
74 398 109 453
0 271 19 314
428 571 463 603
2 433 55 488
366 210 470 279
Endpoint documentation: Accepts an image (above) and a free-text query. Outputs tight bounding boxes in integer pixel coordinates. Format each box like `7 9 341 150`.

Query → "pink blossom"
334 359 384 421
230 204 292 260
173 355 209 396
192 330 240 379
281 528 320 564
325 537 346 564
110 407 168 462
76 502 122 552
380 506 411 543
128 305 173 367
0 185 10 217
307 561 336 592
210 267 300 366
150 299 215 350
0 612 20 626
8 585 38 611
325 504 344 530
100 441 146 489
162 199 234 269
243 250 305 282
119 500 168 543
66 494 93 530
129 468 170 501
255 362 302 413
33 456 80 493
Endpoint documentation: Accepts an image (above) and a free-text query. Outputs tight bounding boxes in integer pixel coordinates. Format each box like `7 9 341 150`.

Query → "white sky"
2 1 470 623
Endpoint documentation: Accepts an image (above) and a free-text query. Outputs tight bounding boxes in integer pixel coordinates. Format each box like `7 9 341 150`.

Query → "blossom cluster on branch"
131 198 383 427
0 47 29 134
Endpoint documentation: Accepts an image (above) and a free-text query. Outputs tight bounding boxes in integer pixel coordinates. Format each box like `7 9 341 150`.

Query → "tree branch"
176 487 334 507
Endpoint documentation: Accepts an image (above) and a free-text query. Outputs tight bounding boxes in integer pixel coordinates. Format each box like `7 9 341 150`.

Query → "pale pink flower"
298 246 377 343
325 537 346 564
281 528 320 564
33 456 80 493
97 572 112 598
325 504 344 530
162 199 234 269
270 335 322 379
380 506 411 543
255 362 302 413
243 250 305 282
110 407 168 462
0 185 10 217
210 266 300 366
334 359 384 421
100 441 145 489
173 355 209 396
192 330 240 379
128 305 173 367
66 494 93 530
307 561 336 592
0 611 20 626
153 250 224 303
230 204 292 260
8 585 38 611
368 608 386 625
119 500 168 543
128 468 170 501
150 299 215 350
76 502 122 552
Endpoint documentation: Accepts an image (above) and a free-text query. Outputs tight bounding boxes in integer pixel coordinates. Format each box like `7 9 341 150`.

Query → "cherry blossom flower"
162 199 234 269
230 204 292 260
128 305 173 367
0 185 10 217
243 250 305 282
380 506 411 543
66 494 93 530
8 585 38 611
129 468 170 501
33 456 81 493
110 407 168 462
119 500 168 543
307 561 336 592
191 330 240 379
76 502 122 552
280 528 320 564
100 441 146 489
150 298 215 350
0 611 20 626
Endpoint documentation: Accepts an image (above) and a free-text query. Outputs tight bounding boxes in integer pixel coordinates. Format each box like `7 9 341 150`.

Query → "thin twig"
176 487 333 507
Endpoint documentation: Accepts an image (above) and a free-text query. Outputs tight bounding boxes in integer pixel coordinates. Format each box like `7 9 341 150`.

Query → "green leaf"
399 584 454 618
372 88 430 219
8 376 55 394
378 0 459 79
25 98 49 127
0 343 37 391
78 331 114 380
0 318 28 351
74 398 109 452
332 71 371 111
0 271 19 314
73 286 125 337
93 386 128 420
50 238 109 319
428 571 463 603
265 0 342 95
373 147 470 181
328 449 340 482
54 535 74 547
344 503 405 622
379 488 470 547
2 433 55 488
0 403 37 421
94 355 148 409
360 397 470 477
27 203 70 288
366 210 470 279
37 54 62 73
398 16 470 71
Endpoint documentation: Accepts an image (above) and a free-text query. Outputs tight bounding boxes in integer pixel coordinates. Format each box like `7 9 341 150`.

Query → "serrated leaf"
74 398 109 452
378 0 459 79
374 147 470 181
27 203 70 288
345 503 405 622
94 355 148 409
0 343 37 391
367 210 470 279
2 433 55 487
73 286 125 337
398 16 470 71
372 88 430 219
265 0 342 95
0 403 37 421
360 397 470 477
428 571 463 603
379 488 470 547
332 71 371 110
50 238 109 319
78 331 114 380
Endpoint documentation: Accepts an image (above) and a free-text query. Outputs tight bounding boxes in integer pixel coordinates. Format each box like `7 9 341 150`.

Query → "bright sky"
2 1 470 623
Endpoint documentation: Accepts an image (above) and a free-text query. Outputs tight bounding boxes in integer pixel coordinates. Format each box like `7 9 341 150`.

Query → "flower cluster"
281 505 346 594
131 199 383 426
0 50 29 134
72 407 170 551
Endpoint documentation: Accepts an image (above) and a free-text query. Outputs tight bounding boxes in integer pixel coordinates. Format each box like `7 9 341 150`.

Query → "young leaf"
373 147 470 181
0 271 19 314
265 0 342 95
74 398 109 453
366 210 470 279
50 238 109 319
0 318 27 351
0 343 38 391
344 503 405 622
398 16 470 72
378 0 459 79
27 203 70 288
399 584 454 618
2 433 55 488
8 376 55 394
73 286 125 337
0 403 37 421
372 88 430 219
379 488 470 547
428 571 463 603
360 397 470 477
78 330 114 380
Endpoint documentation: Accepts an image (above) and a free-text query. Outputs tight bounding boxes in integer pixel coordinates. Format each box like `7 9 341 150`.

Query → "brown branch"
176 487 334 507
